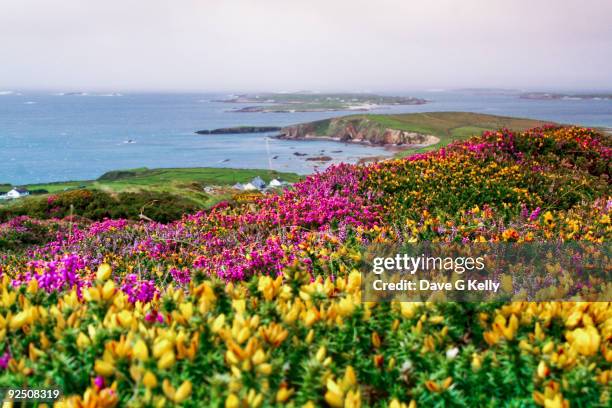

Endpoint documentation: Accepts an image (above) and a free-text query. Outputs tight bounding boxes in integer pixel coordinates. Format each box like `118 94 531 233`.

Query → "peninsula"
277 112 553 154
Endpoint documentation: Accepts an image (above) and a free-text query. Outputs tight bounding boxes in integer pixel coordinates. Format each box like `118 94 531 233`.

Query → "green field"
367 111 550 137
3 167 301 207
368 112 553 156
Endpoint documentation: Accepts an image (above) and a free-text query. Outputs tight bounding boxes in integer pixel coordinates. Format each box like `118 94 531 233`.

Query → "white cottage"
5 188 29 199
242 183 258 191
268 179 283 187
250 176 266 190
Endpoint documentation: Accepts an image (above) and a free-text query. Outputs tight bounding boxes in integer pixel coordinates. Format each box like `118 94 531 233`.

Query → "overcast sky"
1 0 611 92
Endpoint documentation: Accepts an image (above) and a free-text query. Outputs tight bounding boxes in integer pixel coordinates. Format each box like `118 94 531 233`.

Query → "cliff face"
279 117 429 146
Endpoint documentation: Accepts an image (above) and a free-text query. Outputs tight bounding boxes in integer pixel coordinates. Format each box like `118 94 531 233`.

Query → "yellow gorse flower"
96 263 112 281
566 326 601 356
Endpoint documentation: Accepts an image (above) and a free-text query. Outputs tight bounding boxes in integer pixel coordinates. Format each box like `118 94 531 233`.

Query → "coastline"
274 132 441 157
273 112 559 164
4 91 609 185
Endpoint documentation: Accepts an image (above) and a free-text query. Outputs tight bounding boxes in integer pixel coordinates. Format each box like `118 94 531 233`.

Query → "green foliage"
0 189 202 224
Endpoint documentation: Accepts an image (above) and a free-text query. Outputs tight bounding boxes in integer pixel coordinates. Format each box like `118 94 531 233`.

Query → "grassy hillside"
7 167 300 205
368 111 550 141
304 111 553 156
24 167 300 193
0 167 301 222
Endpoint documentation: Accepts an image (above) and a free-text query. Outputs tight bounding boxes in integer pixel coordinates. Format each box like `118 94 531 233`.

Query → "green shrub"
0 189 201 223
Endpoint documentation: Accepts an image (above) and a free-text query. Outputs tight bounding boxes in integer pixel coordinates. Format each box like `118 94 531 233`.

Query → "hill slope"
279 111 553 155
0 126 610 407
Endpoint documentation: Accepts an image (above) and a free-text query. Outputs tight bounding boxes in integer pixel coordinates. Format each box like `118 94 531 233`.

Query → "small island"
195 126 281 135
520 92 612 101
306 156 333 162
216 92 427 113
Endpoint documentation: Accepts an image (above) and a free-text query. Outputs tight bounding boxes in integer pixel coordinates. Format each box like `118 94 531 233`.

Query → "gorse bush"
0 190 201 224
0 126 610 407
364 126 610 222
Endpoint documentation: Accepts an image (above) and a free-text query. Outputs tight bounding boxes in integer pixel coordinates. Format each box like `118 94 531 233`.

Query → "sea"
1 90 611 185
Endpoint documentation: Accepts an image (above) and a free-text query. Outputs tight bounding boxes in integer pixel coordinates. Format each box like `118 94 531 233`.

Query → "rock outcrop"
305 156 333 162
278 117 431 147
196 126 281 135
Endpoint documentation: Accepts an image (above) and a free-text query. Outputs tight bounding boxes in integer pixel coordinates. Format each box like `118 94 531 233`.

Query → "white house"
3 188 29 199
232 177 290 192
268 178 283 187
250 176 266 189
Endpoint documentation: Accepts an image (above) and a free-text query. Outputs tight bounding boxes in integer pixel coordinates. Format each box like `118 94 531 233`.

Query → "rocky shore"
305 156 333 162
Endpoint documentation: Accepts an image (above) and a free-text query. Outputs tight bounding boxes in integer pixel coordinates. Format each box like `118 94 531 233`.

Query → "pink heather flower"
520 204 529 219
89 219 129 235
170 267 191 285
94 376 105 389
0 350 10 369
12 254 89 297
529 207 541 221
145 310 165 324
120 274 157 303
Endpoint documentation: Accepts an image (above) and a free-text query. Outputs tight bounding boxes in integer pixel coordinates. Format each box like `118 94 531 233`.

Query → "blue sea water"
1 90 611 185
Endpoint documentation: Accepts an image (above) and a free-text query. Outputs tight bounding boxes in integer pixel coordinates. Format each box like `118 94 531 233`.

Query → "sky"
1 0 611 92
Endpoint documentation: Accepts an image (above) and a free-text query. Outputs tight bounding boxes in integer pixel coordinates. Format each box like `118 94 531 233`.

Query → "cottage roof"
269 179 283 187
250 176 266 188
